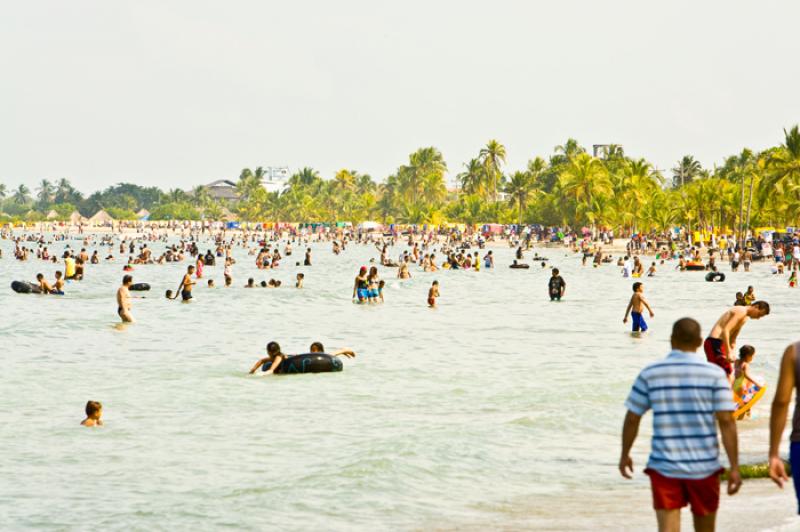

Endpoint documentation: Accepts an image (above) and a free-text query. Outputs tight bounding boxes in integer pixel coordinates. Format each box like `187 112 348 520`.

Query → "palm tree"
671 155 703 188
602 144 625 160
764 126 800 200
192 185 211 207
457 158 484 196
36 179 54 205
398 147 447 204
0 183 7 199
289 167 320 188
420 171 446 205
333 169 357 193
167 188 188 203
558 153 612 226
504 171 535 225
236 167 266 201
554 138 585 161
13 184 31 204
480 140 506 202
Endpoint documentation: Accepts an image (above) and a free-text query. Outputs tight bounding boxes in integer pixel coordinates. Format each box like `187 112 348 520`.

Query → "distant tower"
593 144 613 158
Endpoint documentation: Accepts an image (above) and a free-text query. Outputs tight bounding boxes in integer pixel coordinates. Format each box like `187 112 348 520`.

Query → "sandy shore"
430 479 797 531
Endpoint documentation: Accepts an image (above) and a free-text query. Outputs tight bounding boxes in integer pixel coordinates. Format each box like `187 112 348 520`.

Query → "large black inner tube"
262 353 343 374
11 281 41 294
129 283 151 292
705 272 726 282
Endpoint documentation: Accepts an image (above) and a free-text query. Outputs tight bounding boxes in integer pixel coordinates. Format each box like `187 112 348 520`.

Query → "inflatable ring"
734 384 766 419
705 272 726 282
129 283 151 292
11 281 42 294
685 262 706 271
262 353 343 374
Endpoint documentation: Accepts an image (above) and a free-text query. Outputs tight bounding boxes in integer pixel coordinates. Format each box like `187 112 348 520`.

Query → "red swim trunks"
646 468 723 516
703 337 732 375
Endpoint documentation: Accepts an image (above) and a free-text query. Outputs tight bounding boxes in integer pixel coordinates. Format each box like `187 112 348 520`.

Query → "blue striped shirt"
625 350 735 479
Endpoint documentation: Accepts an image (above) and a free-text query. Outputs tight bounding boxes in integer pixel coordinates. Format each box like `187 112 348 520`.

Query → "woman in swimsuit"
353 266 369 302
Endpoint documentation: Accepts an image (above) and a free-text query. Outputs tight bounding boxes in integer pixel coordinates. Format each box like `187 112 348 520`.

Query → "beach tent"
136 209 150 221
46 210 59 220
69 211 87 224
89 209 115 225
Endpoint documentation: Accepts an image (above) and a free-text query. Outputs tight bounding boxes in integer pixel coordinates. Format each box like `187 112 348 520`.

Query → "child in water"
378 280 385 302
734 345 763 394
248 341 285 375
790 271 797 288
734 292 747 306
428 280 439 308
623 282 655 333
296 273 304 288
743 286 756 304
733 345 763 420
81 401 103 427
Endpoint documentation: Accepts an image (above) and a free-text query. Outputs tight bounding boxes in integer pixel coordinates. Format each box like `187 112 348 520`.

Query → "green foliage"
149 202 200 221
5 126 800 229
105 207 138 220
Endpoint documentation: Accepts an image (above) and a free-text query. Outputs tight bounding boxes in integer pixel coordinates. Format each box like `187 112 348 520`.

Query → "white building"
262 167 290 194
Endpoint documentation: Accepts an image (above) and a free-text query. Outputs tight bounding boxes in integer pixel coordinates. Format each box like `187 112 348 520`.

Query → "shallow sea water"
1 235 797 530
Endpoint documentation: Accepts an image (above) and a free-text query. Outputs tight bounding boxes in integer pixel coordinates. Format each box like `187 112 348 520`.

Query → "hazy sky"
2 0 799 192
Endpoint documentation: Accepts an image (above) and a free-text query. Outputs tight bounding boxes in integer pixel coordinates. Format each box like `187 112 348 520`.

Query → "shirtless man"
172 265 196 301
704 301 770 382
117 275 134 322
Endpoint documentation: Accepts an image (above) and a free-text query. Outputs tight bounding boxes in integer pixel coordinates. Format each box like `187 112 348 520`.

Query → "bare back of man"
706 302 770 382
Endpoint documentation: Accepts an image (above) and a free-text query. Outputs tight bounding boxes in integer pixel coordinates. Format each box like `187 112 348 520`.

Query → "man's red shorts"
703 337 732 376
645 468 723 516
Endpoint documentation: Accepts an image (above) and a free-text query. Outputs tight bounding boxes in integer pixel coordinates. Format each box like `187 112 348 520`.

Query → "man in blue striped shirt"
619 318 741 532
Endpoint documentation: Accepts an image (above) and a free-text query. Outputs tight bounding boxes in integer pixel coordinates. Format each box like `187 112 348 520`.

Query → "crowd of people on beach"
9 222 800 530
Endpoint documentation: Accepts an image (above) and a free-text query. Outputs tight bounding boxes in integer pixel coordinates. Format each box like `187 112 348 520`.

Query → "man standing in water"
117 275 134 322
548 268 565 301
704 301 770 383
172 265 196 301
620 318 741 532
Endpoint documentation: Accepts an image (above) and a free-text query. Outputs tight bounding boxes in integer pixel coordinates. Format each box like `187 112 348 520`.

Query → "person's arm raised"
769 345 796 488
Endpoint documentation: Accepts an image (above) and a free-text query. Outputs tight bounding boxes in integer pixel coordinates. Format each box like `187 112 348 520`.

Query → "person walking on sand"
620 318 741 532
704 301 770 384
767 340 800 513
117 275 134 322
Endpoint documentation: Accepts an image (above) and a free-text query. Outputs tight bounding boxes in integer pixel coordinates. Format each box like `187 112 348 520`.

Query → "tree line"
2 126 799 234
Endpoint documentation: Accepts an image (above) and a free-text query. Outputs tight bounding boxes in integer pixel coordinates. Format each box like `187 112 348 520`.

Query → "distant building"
205 179 239 201
262 167 289 194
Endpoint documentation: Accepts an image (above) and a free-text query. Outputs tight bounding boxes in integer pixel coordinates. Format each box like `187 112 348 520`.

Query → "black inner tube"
262 353 343 374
